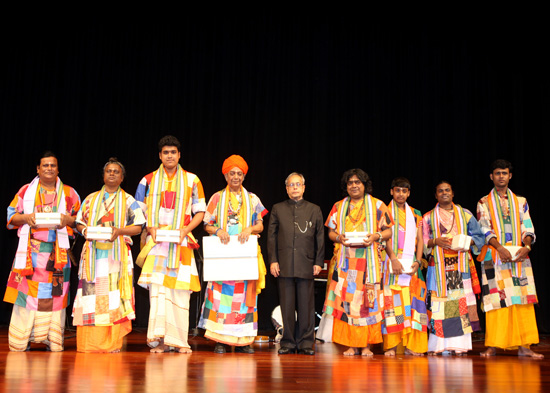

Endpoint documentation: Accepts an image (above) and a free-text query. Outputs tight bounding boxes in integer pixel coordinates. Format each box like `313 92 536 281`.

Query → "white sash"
15 177 70 270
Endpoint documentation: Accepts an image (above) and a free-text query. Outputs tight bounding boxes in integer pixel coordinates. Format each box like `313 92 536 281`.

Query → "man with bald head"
268 172 325 355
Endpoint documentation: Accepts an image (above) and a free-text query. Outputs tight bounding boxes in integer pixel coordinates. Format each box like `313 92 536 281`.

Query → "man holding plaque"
199 154 268 354
73 158 145 352
477 159 543 358
423 181 484 356
382 177 427 356
323 169 393 356
4 151 81 351
135 135 206 353
268 172 325 355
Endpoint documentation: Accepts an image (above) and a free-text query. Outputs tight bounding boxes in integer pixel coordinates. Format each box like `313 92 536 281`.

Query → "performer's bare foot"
178 347 192 354
150 345 166 353
428 351 438 356
361 346 373 357
518 346 544 359
150 340 167 353
405 348 424 356
384 348 396 357
454 351 467 356
343 347 359 356
480 347 496 357
110 349 121 353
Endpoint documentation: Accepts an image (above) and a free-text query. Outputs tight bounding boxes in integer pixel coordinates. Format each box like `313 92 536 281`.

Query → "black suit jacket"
267 199 325 279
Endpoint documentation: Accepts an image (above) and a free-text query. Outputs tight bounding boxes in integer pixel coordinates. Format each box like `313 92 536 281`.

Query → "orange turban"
222 155 248 175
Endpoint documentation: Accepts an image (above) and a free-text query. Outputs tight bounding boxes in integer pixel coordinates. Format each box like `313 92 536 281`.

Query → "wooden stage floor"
1 328 549 393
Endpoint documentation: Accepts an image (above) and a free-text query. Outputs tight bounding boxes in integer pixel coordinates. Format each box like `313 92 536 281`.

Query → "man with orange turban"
199 155 268 354
221 154 249 177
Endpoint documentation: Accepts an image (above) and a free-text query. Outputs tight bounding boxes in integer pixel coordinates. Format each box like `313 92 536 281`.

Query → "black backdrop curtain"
1 20 548 333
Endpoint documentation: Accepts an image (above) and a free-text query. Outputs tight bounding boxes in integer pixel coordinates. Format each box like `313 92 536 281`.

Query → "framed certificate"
156 229 181 243
35 213 61 228
451 234 472 251
202 235 259 281
86 226 112 240
345 232 368 246
389 258 415 274
504 246 523 261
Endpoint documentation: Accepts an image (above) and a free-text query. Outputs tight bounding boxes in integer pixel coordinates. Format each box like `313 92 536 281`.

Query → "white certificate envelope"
504 246 523 261
86 226 112 240
202 235 259 281
35 213 61 228
345 232 368 246
389 258 414 274
156 229 181 243
451 234 472 251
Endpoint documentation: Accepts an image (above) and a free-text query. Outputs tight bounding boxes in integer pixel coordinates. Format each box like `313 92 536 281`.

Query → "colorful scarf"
146 164 192 269
82 187 126 284
487 188 523 275
390 201 416 260
15 176 70 276
430 203 469 297
216 185 252 232
336 195 380 284
385 201 417 285
215 185 266 300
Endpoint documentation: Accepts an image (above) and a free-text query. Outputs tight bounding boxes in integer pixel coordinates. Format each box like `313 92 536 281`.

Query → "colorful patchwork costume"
323 195 393 347
382 201 428 354
5 176 80 351
73 186 146 352
422 203 484 353
135 164 205 350
477 189 539 350
198 186 268 346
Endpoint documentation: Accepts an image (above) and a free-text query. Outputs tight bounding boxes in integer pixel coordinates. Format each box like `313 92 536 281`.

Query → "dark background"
1 20 547 334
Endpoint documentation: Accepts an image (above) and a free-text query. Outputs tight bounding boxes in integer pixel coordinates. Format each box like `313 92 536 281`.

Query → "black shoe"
278 347 296 355
214 343 226 354
298 348 315 355
235 345 254 354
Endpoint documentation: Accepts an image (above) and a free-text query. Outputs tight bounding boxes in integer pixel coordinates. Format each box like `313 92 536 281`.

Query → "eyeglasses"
286 182 303 188
347 180 362 186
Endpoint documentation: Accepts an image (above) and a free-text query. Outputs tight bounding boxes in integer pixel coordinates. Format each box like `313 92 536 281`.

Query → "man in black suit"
268 172 325 355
